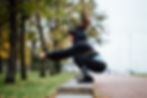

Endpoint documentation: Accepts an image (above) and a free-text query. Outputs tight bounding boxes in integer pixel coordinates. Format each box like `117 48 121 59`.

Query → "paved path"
94 75 147 98
56 80 94 98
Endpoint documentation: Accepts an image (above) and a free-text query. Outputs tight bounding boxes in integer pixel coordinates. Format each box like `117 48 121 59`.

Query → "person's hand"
39 52 46 60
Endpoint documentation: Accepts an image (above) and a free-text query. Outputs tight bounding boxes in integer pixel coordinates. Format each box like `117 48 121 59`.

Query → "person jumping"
40 8 106 83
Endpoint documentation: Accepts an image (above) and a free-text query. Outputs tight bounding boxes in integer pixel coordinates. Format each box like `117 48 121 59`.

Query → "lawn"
133 73 147 77
0 72 74 98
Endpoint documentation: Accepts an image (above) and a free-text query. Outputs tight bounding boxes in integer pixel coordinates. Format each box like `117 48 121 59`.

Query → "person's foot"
77 76 94 83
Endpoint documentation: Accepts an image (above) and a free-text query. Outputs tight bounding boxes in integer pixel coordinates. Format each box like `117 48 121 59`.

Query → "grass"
133 73 147 77
0 72 74 98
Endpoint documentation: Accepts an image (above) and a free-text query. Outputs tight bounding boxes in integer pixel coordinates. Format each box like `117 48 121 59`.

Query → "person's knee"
92 62 107 73
99 62 107 72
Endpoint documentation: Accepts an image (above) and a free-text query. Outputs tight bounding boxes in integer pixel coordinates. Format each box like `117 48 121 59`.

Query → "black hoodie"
46 27 97 61
46 27 106 72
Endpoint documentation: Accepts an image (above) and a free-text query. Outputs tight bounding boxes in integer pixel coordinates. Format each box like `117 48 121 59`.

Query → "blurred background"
0 0 147 98
97 0 147 74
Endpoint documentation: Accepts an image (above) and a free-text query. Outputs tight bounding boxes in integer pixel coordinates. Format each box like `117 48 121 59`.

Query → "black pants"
74 55 106 77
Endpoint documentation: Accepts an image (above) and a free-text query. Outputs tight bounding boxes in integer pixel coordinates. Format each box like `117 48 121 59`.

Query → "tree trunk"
56 62 61 73
50 40 61 75
5 0 18 83
30 41 36 70
36 14 47 77
48 21 61 75
20 15 27 80
0 30 2 73
0 57 2 74
53 41 61 74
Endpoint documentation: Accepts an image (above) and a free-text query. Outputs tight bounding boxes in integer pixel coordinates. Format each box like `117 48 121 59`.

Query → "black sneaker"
77 76 94 83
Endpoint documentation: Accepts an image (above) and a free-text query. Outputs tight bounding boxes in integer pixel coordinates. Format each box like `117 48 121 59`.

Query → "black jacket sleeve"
46 42 93 61
46 46 76 61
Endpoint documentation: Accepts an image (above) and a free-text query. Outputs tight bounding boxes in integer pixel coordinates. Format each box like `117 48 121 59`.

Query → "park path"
94 75 147 98
49 75 147 98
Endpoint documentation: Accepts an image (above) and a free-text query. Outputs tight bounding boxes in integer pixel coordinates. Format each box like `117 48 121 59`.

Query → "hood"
70 28 87 44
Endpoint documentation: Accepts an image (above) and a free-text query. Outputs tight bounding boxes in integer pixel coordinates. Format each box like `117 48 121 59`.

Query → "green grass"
0 72 74 98
133 73 147 77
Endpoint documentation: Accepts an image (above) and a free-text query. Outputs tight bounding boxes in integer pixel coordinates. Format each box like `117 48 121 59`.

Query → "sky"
95 0 147 73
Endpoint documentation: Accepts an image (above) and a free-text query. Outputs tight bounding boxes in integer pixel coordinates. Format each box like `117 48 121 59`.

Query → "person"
40 8 106 83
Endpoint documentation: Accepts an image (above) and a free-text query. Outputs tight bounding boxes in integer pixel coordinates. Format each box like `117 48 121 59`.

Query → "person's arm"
78 7 90 30
40 42 89 61
45 46 76 61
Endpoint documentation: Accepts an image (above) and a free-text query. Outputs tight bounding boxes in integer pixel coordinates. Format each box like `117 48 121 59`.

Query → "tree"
5 0 18 83
19 14 27 80
0 26 10 74
36 13 47 77
28 31 37 70
0 58 2 73
45 0 70 74
0 30 2 73
18 0 32 80
0 0 10 74
34 0 56 77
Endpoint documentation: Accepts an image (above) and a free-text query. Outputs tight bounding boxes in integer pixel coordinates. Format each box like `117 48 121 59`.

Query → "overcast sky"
95 0 147 73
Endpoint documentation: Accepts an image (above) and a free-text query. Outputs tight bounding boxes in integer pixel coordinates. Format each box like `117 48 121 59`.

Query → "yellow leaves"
88 28 99 38
1 31 9 40
59 39 69 49
51 27 65 41
25 47 31 66
52 32 63 40
0 49 9 59
46 41 54 51
0 30 9 59
0 42 10 59
3 42 10 49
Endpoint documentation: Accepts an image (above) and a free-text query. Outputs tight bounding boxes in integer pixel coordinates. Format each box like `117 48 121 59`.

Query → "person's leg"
86 60 106 73
79 65 93 83
79 55 106 73
74 56 94 83
74 54 107 83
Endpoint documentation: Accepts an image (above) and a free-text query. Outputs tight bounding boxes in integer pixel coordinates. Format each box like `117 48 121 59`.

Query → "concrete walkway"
94 75 147 98
56 80 94 98
49 75 147 98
